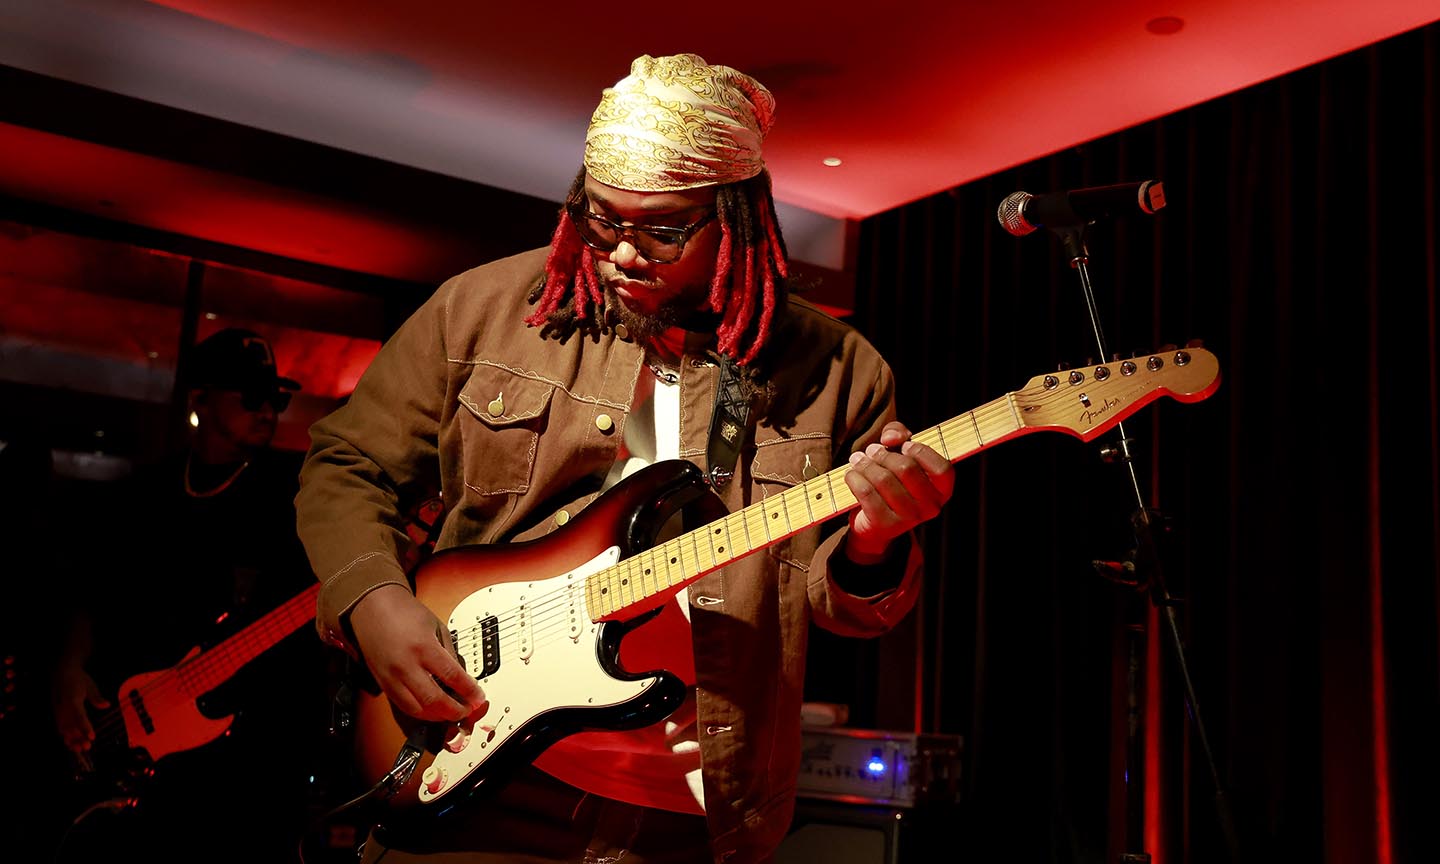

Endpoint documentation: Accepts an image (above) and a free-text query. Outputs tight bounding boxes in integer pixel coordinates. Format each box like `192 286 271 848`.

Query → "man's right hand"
348 583 488 723
52 665 108 759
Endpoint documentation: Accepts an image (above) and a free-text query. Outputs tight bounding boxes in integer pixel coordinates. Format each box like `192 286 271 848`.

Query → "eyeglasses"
566 199 716 264
240 389 292 413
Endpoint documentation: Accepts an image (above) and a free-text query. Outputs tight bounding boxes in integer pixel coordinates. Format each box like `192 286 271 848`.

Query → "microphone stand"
1050 225 1239 864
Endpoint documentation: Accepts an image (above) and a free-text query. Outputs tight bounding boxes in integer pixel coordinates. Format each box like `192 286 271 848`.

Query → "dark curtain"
814 20 1438 864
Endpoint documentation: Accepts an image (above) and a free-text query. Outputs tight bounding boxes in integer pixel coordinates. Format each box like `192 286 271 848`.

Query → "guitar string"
446 361 1198 661
100 360 1198 767
323 362 1211 703
86 366 1207 808
84 364 1192 748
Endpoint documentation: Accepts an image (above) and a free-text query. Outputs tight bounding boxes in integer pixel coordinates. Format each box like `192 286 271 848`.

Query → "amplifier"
796 725 963 809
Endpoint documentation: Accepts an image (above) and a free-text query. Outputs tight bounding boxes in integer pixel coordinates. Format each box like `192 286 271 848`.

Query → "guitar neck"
179 583 320 695
585 393 1022 619
584 344 1223 620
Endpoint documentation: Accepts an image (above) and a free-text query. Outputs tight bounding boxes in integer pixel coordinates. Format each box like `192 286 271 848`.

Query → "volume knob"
422 765 447 795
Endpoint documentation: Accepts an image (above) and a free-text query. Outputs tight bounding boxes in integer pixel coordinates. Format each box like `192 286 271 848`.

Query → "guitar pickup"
126 687 155 735
477 617 501 678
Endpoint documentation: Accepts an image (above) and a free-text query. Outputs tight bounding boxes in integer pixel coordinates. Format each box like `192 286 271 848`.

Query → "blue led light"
866 755 887 775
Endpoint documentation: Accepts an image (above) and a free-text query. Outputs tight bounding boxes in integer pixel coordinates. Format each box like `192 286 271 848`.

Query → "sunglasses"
240 389 292 413
566 199 716 264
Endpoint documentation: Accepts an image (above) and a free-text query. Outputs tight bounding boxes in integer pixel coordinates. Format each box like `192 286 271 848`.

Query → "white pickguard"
417 545 660 804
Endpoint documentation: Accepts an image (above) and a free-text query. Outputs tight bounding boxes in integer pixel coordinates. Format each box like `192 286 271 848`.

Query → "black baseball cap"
188 328 301 393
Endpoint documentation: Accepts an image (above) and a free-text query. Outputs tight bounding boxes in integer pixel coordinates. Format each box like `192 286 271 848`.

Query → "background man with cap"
49 327 331 863
296 54 955 863
180 327 302 495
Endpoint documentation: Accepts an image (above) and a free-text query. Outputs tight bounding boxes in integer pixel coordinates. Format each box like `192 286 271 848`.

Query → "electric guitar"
351 344 1222 828
70 583 320 808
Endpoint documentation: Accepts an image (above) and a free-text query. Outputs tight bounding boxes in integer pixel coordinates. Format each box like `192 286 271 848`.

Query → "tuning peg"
1159 342 1177 352
1056 360 1071 371
1185 338 1205 348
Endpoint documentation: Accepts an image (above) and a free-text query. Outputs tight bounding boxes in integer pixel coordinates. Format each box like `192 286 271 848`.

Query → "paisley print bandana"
584 53 776 192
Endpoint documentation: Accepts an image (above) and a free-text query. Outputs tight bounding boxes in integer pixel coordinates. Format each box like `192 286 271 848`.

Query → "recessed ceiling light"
204 312 218 320
822 157 843 167
1146 16 1184 35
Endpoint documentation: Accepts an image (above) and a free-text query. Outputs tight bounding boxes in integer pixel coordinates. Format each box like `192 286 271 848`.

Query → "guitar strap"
705 353 751 488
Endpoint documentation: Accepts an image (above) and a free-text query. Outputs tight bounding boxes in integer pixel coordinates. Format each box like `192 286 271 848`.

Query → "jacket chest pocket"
457 366 555 496
750 435 833 569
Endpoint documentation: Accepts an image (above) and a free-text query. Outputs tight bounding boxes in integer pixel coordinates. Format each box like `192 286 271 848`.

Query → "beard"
604 283 720 345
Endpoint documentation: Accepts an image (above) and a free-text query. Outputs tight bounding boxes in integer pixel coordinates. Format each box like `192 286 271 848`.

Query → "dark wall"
836 20 1439 864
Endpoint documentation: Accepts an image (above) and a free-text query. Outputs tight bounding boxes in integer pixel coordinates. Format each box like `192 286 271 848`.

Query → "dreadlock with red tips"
526 186 604 334
526 169 790 367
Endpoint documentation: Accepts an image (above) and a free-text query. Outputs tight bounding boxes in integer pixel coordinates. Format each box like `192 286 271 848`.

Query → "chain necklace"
648 363 679 385
184 451 251 499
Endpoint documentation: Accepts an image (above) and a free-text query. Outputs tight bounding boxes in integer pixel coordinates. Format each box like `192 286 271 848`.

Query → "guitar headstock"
1013 343 1221 440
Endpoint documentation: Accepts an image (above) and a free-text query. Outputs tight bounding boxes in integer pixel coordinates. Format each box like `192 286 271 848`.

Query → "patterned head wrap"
584 53 776 192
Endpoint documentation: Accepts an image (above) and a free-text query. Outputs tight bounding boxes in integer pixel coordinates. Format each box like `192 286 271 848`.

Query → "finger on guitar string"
432 668 489 721
434 621 489 716
397 641 485 723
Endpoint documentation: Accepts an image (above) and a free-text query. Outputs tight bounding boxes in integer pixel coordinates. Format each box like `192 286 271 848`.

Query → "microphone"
997 181 1166 237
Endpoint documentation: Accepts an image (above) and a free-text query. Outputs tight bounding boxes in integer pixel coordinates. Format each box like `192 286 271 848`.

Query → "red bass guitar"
71 583 319 809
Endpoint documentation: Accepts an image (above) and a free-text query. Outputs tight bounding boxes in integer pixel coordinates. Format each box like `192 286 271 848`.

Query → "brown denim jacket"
296 247 923 862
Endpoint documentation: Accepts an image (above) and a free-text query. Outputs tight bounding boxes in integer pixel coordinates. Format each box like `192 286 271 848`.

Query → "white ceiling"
1 1 1438 468
4 0 1439 271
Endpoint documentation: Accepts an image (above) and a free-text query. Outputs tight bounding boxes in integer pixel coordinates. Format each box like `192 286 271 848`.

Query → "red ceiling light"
1146 16 1185 35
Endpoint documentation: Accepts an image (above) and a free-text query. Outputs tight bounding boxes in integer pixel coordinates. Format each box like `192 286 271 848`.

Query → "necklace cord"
184 451 251 498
